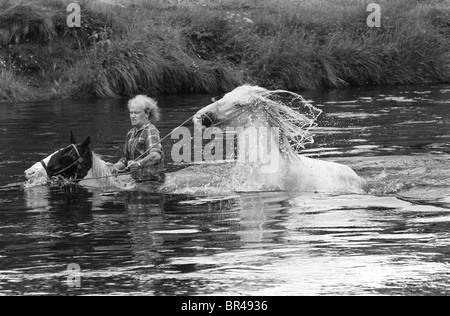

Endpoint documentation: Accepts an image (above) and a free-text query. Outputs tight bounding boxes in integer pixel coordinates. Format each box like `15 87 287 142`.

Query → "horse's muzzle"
193 111 217 129
201 111 216 128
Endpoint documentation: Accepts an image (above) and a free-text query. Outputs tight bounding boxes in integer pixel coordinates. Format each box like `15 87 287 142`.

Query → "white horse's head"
193 85 269 129
193 84 322 153
24 132 92 187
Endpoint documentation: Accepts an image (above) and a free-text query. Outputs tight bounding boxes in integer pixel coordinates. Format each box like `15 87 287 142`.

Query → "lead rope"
131 107 250 168
133 100 252 163
69 108 251 184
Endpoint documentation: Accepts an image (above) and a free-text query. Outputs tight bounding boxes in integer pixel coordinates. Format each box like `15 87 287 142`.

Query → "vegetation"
0 0 449 102
0 68 35 102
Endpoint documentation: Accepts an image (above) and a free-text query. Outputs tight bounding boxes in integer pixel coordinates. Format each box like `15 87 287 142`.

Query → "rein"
69 170 134 183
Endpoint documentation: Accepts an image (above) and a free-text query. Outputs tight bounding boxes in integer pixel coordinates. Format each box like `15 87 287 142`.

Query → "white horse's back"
285 154 365 193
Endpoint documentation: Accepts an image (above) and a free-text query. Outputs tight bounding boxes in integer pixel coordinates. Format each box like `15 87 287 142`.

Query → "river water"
1 84 450 296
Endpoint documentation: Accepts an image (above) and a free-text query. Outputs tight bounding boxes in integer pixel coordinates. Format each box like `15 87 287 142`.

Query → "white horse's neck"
235 109 289 170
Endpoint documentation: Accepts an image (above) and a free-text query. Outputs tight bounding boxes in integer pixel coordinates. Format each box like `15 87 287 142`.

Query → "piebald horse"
24 132 131 189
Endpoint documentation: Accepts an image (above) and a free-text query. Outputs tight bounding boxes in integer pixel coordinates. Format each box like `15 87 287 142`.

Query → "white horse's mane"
225 85 322 153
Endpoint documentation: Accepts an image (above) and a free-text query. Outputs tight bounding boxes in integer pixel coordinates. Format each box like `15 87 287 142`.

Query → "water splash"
160 161 286 195
357 155 450 203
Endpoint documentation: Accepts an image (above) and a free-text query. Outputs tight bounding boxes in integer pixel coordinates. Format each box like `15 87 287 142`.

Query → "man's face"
129 102 148 128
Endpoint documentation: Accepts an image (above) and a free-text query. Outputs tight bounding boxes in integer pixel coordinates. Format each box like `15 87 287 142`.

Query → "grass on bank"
0 0 450 101
0 68 36 102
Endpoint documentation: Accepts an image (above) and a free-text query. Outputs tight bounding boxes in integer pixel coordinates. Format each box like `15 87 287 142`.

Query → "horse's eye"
235 103 243 108
211 93 225 102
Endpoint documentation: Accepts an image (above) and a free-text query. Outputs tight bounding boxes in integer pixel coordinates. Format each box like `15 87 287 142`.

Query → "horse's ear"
81 136 91 148
70 131 77 144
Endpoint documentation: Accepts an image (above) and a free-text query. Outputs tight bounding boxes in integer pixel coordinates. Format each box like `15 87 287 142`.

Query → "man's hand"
127 160 141 172
148 152 161 162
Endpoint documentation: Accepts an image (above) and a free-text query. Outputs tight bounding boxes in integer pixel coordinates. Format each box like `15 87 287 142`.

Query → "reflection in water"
24 186 51 212
1 187 296 295
1 85 450 295
8 186 449 296
124 191 294 295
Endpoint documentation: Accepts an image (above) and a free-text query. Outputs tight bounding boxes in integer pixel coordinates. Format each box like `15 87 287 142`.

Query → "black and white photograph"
1 0 450 298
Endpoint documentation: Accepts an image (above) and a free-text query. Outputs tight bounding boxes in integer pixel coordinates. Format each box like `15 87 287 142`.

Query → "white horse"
24 85 365 194
186 85 366 194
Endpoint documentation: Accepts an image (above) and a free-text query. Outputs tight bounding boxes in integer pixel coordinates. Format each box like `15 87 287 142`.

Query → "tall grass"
0 69 35 102
1 0 450 102
66 10 240 98
224 0 450 89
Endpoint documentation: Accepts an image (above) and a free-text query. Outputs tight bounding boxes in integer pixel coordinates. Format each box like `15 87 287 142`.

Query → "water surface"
1 85 450 295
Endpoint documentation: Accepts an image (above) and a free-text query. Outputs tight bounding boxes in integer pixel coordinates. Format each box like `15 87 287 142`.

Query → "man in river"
112 95 165 182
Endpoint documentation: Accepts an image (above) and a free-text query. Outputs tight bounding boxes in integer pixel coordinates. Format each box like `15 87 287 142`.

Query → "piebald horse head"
24 132 92 186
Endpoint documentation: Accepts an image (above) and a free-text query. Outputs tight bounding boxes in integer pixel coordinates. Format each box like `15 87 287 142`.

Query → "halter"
53 144 85 178
40 144 83 177
71 143 81 158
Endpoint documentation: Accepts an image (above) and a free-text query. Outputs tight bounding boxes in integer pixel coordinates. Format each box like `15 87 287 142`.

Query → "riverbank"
1 0 449 102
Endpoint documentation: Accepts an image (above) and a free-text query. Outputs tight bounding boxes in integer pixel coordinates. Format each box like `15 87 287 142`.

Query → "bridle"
40 144 85 178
